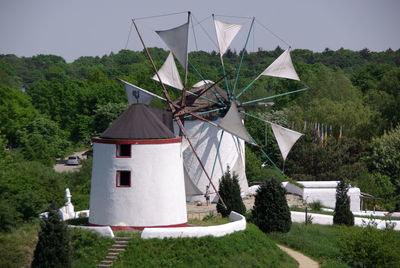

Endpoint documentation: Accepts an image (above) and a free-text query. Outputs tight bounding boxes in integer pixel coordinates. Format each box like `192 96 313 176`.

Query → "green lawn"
269 223 350 268
113 223 298 268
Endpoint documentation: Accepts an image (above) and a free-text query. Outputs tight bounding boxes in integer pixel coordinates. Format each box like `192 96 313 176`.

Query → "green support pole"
235 77 259 99
241 88 309 105
232 17 255 97
184 106 228 119
210 130 225 181
188 61 225 104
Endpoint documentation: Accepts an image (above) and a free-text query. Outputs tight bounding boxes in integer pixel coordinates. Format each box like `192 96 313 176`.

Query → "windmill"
121 11 307 203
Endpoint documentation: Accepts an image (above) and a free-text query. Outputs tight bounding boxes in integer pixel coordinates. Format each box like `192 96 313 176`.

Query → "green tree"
252 178 291 233
18 117 70 166
32 201 71 268
216 167 246 217
333 180 354 226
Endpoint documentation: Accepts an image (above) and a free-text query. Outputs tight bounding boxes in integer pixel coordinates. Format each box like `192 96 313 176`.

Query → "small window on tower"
116 144 131 157
116 170 131 187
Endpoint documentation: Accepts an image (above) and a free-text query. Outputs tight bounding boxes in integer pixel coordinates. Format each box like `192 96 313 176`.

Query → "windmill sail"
156 22 189 69
214 19 243 56
218 102 256 145
118 78 166 105
151 52 184 90
260 49 300 81
270 123 303 161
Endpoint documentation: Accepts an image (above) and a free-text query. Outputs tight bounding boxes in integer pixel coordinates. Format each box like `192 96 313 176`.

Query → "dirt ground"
53 151 87 173
187 194 304 219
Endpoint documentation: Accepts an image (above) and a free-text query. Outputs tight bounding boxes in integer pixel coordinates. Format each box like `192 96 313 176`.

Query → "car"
66 156 80 165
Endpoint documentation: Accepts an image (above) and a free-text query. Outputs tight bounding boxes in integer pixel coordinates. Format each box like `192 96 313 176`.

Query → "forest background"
1 47 400 233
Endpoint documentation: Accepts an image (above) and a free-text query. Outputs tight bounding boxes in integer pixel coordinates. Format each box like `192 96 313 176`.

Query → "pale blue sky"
0 0 399 62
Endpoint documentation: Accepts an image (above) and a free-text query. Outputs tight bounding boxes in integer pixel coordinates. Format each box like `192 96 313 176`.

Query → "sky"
0 0 399 62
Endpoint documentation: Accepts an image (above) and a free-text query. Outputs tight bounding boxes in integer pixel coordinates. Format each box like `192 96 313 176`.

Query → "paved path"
277 244 319 268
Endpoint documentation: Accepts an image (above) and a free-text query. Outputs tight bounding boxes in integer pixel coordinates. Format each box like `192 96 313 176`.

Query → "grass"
0 222 113 268
290 207 400 220
113 223 298 268
0 223 39 268
269 223 350 268
188 216 230 226
70 228 114 268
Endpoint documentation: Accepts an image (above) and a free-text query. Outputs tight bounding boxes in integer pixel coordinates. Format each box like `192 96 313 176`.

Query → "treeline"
0 47 400 232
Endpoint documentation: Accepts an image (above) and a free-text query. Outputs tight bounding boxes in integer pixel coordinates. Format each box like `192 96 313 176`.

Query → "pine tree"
333 180 354 226
252 178 291 233
31 201 71 268
216 167 246 217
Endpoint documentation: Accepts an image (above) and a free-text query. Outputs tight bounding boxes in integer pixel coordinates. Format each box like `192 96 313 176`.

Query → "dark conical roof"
100 104 175 140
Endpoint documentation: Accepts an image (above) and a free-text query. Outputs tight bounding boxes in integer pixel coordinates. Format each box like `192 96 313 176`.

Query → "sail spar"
151 52 184 90
118 78 166 105
214 19 243 56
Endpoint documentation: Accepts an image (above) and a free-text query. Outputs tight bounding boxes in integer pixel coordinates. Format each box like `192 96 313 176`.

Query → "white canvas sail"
214 19 243 56
260 49 300 81
218 102 256 145
118 78 166 105
270 123 303 161
151 52 183 90
156 22 189 69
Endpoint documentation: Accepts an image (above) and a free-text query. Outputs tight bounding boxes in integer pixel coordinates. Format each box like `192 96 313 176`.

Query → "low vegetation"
113 224 297 268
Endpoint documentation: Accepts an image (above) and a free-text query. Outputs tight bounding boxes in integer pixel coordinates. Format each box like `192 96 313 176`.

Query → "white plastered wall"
175 120 249 202
89 141 187 227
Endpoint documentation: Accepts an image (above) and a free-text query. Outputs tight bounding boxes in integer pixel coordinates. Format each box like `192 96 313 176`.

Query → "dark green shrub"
333 180 354 226
338 226 400 268
309 201 322 211
31 201 71 268
252 178 291 233
216 167 246 217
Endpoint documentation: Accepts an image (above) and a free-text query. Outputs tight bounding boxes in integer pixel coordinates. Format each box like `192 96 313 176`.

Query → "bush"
338 226 400 268
31 201 71 268
333 180 354 226
216 167 246 217
309 201 322 211
251 178 291 233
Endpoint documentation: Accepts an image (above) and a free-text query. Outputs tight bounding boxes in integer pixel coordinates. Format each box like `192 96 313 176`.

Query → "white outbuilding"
283 181 361 212
89 104 187 229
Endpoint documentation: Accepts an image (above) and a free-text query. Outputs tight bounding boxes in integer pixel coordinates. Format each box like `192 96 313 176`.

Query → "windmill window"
116 144 131 157
116 170 131 187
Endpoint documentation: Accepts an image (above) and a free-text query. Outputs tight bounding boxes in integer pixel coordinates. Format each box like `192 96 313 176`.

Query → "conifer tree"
216 167 246 217
333 180 354 226
32 201 71 268
252 178 291 233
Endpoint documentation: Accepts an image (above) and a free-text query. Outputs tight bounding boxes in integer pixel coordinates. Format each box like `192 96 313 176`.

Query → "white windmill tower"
88 103 187 229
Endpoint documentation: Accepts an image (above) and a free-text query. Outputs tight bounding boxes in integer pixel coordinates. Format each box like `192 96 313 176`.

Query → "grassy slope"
113 224 297 268
0 223 38 268
269 223 349 268
0 224 113 268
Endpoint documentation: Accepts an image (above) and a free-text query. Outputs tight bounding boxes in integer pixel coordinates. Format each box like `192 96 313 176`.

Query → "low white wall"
68 225 115 238
141 211 246 239
291 211 400 231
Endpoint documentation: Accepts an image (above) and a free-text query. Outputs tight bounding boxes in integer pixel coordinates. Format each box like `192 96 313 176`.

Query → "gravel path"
277 244 319 268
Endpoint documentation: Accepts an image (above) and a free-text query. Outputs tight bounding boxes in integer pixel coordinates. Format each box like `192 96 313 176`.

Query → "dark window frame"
116 144 131 158
116 170 131 187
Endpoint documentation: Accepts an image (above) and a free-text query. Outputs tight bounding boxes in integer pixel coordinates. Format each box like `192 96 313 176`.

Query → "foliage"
216 167 246 217
338 226 400 268
309 201 322 211
70 228 113 268
252 179 291 233
113 224 297 268
269 223 350 268
18 117 70 166
32 202 71 268
333 181 354 226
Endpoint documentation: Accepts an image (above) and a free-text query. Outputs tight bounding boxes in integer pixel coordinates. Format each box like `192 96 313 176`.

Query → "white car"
66 156 80 165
